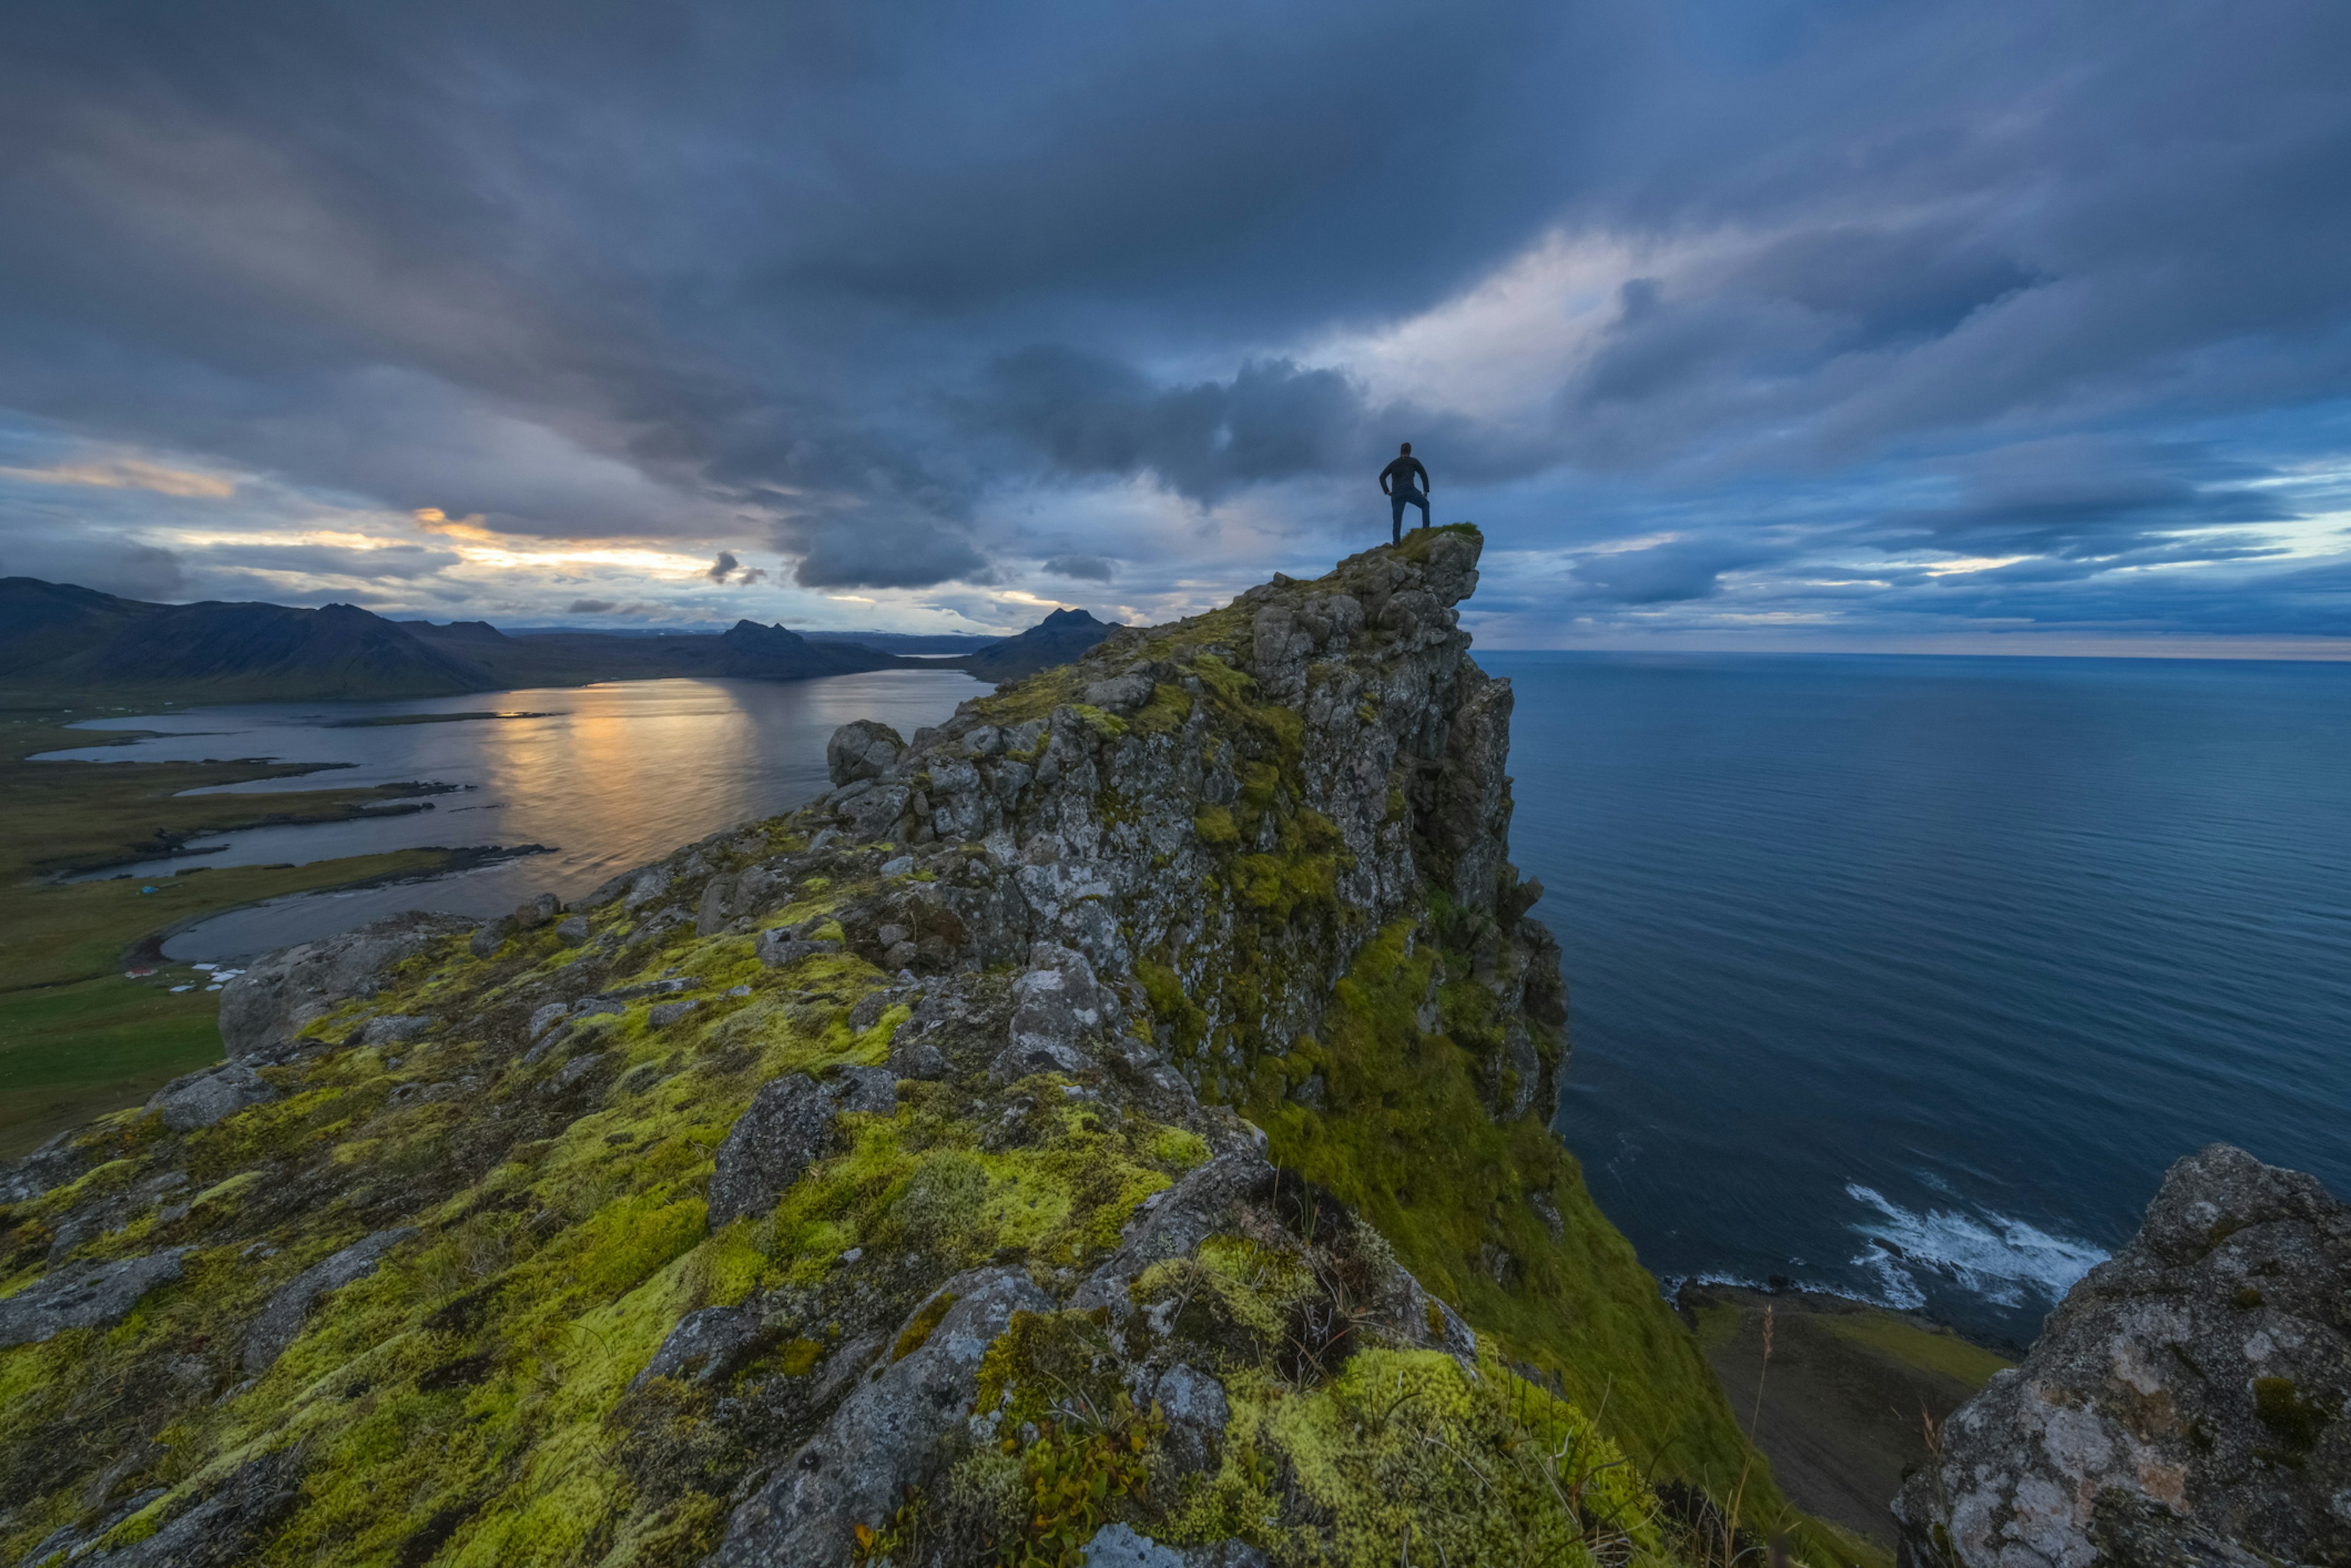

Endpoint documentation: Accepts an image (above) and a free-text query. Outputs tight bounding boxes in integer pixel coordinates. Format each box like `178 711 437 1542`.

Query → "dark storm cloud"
1567 534 1788 604
705 551 740 583
0 0 2344 631
1042 554 1117 583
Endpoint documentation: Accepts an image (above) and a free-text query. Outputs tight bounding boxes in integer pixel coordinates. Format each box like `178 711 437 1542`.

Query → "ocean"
48 652 2351 1345
1492 651 2351 1346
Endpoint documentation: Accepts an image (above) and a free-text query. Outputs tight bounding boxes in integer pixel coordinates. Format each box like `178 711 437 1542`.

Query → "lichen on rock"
1893 1142 2351 1568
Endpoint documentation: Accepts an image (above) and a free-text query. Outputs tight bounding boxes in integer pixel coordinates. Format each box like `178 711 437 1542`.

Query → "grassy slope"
0 708 469 1156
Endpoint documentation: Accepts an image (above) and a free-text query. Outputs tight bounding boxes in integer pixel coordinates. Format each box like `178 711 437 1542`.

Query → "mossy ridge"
1218 920 1818 1555
0 845 1217 1566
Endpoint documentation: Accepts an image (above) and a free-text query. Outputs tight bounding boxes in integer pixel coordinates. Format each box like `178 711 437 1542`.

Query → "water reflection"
45 672 984 960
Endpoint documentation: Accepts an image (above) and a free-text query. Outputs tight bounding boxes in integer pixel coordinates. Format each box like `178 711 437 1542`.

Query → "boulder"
555 915 590 945
990 941 1106 1081
706 1075 841 1227
218 912 470 1060
0 1250 189 1349
149 1062 278 1131
710 1267 1052 1566
514 892 560 929
1893 1144 2351 1568
360 1014 431 1046
1153 1362 1231 1474
826 719 906 787
78 1449 304 1567
468 918 511 958
242 1229 416 1373
630 1304 762 1391
1076 1525 1267 1568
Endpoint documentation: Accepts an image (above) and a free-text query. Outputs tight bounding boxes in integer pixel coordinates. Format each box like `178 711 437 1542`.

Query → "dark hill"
947 606 1118 681
0 579 904 703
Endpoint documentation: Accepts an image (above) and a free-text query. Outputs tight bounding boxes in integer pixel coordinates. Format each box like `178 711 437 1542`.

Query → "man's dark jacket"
1380 456 1429 495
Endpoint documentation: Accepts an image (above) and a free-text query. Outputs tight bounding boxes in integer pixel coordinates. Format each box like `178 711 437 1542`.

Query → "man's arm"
1379 461 1393 495
1415 458 1430 493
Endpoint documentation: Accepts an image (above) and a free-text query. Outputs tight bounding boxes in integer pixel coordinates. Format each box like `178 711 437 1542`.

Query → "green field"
0 707 469 1156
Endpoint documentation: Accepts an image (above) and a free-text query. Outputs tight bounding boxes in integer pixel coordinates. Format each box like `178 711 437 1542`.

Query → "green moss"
2254 1376 2331 1450
1193 806 1240 847
1817 1312 2014 1390
892 1289 958 1361
1161 1349 1664 1567
1231 920 1790 1526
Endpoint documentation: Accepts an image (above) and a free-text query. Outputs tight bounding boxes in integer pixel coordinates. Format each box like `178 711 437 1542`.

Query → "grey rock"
514 891 560 929
623 868 671 909
0 1250 189 1349
707 1075 841 1227
1153 1362 1230 1473
149 1062 277 1131
711 1266 1052 1567
826 719 906 787
1894 1143 2351 1568
696 873 738 937
527 1001 571 1039
546 1050 612 1097
847 989 901 1033
991 942 1106 1082
219 911 470 1060
0 1133 89 1204
757 929 842 969
469 917 511 958
842 783 910 844
1078 1523 1183 1567
555 915 590 945
879 856 914 878
1289 1071 1329 1111
648 998 701 1029
629 1304 761 1391
241 1229 416 1372
888 1039 950 1081
361 1014 431 1046
834 1065 897 1116
1073 1147 1272 1317
80 1449 304 1567
1082 672 1155 712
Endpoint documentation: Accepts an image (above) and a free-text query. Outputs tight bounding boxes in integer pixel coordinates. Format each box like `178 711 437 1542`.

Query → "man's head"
1400 441 1412 454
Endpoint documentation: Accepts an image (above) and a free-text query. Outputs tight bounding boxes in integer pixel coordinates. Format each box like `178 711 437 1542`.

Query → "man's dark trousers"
1390 486 1430 544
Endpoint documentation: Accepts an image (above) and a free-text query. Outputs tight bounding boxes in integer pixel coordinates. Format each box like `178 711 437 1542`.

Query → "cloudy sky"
2 1 2347 650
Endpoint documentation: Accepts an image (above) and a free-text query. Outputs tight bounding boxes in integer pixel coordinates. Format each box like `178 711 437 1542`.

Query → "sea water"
1493 651 2351 1345
51 654 2351 1344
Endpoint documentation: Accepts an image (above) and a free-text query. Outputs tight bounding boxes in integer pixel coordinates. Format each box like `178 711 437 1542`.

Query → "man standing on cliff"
1379 442 1431 545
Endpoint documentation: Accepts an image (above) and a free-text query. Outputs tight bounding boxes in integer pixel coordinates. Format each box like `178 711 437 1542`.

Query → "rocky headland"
2 526 2342 1567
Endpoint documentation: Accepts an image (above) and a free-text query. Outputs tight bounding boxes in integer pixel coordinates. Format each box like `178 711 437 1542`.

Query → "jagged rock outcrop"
1894 1143 2350 1568
0 531 1761 1568
217 910 471 1060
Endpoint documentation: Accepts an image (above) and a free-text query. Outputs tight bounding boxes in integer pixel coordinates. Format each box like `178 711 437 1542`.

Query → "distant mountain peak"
1037 607 1101 628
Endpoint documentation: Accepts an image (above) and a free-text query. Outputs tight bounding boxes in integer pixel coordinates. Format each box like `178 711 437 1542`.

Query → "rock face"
0 1250 187 1349
218 910 470 1059
148 1062 278 1131
793 525 1563 1115
1894 1144 2351 1568
710 1267 1054 1566
241 1228 417 1373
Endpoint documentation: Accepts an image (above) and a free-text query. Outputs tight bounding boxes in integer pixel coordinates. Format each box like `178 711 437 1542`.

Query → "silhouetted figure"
1379 443 1430 544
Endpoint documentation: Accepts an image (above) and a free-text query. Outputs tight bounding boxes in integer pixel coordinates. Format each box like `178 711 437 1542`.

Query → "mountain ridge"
0 578 1116 702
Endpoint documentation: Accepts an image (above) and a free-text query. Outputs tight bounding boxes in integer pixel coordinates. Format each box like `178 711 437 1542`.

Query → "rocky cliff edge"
0 529 1793 1567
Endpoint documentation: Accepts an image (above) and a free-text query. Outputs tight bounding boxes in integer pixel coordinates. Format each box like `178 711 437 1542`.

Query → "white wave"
1844 1183 2106 1310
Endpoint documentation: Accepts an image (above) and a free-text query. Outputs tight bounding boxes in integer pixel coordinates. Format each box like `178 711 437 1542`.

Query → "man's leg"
1409 490 1431 530
1390 491 1406 546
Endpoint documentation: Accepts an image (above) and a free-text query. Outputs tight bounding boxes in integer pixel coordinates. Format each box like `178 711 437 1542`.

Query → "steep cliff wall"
0 530 1799 1567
